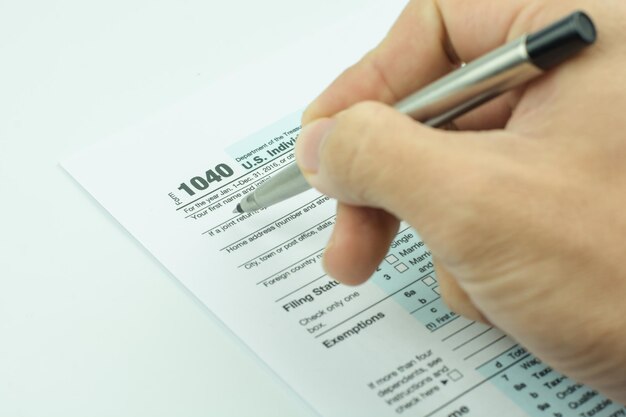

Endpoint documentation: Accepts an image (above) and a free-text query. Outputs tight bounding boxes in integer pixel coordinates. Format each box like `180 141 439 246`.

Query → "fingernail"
296 118 335 173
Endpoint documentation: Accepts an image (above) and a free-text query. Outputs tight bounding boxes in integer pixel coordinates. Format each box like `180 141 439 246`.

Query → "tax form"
62 2 625 416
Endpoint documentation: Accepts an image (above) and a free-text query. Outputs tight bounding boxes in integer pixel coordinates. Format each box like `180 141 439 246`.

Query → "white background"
0 1 385 415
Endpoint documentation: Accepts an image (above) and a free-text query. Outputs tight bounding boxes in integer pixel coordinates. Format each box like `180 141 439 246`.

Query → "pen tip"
233 203 243 214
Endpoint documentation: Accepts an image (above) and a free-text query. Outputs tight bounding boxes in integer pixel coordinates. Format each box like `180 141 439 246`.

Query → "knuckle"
322 102 391 202
349 100 386 118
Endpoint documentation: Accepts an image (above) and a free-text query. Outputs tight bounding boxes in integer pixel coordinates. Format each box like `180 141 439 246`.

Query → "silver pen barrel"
394 36 541 127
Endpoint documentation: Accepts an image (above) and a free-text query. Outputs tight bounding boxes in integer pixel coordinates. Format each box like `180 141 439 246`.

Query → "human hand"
295 0 626 403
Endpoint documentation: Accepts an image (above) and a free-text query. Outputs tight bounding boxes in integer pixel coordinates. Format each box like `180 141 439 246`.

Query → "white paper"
62 3 625 416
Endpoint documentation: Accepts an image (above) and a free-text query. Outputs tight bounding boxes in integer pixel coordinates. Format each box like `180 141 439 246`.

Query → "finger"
434 257 489 324
323 203 399 285
303 0 536 129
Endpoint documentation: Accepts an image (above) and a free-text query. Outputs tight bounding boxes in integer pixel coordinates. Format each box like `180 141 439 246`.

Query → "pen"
234 11 596 214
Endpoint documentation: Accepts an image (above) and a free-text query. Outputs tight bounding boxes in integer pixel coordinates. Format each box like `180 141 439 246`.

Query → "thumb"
295 101 480 221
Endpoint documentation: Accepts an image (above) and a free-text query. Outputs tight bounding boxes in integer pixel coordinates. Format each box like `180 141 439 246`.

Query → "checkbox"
422 276 435 286
447 369 463 381
385 254 399 264
394 262 408 273
432 286 440 294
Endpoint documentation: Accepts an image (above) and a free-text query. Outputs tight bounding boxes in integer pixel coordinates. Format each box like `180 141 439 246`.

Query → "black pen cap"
526 11 596 70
